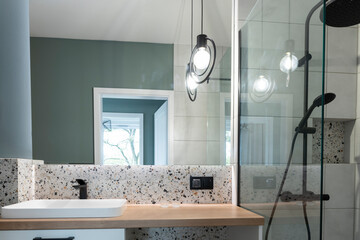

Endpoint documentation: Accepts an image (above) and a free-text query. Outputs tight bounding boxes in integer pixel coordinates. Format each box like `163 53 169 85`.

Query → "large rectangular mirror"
30 0 232 165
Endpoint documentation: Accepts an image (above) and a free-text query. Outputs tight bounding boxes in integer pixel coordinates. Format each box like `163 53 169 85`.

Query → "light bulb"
253 75 270 93
186 71 199 91
193 47 210 70
280 52 298 73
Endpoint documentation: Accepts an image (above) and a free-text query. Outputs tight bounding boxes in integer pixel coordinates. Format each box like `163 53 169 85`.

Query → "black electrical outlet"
190 176 213 190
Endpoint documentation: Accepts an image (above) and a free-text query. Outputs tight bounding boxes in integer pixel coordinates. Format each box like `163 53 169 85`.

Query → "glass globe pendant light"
250 74 275 103
280 51 298 87
185 63 199 101
186 0 216 101
279 38 298 87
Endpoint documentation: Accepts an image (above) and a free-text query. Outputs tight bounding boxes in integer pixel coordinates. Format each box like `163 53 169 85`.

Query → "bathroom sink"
1 199 127 219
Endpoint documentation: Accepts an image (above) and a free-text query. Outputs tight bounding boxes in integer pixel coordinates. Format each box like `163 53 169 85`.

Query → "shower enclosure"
237 0 327 239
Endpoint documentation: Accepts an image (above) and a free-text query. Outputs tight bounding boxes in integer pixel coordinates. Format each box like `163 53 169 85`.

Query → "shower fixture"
265 0 360 239
265 93 336 240
296 93 336 132
320 0 360 27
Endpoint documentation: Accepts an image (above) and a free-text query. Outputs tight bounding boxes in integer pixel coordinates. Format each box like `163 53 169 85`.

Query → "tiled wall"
240 164 355 240
323 164 355 240
173 44 231 165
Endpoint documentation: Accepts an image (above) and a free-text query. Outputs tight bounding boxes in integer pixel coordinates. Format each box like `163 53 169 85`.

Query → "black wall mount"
190 176 213 190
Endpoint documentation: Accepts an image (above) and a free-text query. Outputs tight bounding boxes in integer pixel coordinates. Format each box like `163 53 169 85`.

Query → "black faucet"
72 179 87 199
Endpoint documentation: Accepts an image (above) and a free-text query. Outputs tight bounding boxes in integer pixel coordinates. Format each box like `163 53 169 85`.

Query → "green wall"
31 37 173 164
103 98 166 165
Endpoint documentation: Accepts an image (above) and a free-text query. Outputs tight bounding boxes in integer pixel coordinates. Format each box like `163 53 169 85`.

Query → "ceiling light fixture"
279 6 299 87
186 0 216 101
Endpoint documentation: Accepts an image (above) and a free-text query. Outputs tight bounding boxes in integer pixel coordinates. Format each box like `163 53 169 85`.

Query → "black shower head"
320 0 360 27
312 92 336 107
297 93 336 131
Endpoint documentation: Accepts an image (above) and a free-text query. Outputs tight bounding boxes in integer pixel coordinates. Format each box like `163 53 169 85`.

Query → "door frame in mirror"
93 87 174 165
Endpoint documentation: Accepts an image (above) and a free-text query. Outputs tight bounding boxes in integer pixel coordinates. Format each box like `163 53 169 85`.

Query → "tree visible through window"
102 113 143 165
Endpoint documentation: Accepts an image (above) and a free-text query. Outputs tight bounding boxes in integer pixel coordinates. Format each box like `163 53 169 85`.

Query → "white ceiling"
30 0 232 46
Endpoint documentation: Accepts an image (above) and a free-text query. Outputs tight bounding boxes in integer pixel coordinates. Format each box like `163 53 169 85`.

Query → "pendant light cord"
201 0 204 34
191 0 194 50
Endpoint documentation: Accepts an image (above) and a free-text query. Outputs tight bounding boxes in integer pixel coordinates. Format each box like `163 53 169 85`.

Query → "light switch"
190 176 213 190
193 178 201 188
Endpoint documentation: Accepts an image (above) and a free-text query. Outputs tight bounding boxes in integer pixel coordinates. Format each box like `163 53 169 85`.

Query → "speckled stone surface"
0 159 19 210
1 160 232 238
34 165 232 204
240 165 321 204
0 159 42 216
126 226 228 240
312 120 345 164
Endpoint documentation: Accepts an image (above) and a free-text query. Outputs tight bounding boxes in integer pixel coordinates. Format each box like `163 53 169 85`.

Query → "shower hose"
264 131 311 240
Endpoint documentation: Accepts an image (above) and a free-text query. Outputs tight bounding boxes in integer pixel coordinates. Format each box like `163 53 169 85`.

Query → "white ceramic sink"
1 199 127 219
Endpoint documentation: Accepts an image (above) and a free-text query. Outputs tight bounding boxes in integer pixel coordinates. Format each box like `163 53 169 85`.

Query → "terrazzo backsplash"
0 159 232 239
34 164 232 204
0 159 42 211
312 119 345 164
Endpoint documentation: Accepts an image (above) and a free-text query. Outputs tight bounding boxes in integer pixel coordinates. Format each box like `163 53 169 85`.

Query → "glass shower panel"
238 0 325 239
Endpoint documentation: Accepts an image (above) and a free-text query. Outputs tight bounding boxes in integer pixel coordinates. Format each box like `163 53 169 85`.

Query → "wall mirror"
30 0 232 165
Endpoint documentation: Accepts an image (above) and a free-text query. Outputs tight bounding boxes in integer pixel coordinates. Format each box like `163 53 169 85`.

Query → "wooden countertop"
0 204 264 230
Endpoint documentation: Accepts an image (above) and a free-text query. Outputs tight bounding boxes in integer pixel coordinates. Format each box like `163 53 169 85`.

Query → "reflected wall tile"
207 92 221 117
174 66 186 92
174 116 208 141
262 0 289 23
207 117 221 142
355 164 360 209
323 209 354 240
357 73 360 119
326 73 356 119
324 164 355 209
174 92 208 117
239 0 262 21
355 209 360 240
262 22 288 55
174 44 190 67
327 26 358 74
240 21 262 69
354 122 360 165
290 0 323 26
173 141 207 165
206 141 222 165
290 24 324 73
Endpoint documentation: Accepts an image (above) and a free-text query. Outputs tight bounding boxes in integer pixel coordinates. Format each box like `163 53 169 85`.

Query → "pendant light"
186 0 216 101
280 40 298 87
279 2 299 87
250 11 275 103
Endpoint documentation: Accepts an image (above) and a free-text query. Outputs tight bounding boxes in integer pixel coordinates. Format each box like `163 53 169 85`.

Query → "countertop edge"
0 204 265 230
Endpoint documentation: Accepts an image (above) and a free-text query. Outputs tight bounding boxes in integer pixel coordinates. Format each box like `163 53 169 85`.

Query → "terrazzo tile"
126 226 229 240
312 120 345 164
34 165 232 204
0 159 19 209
